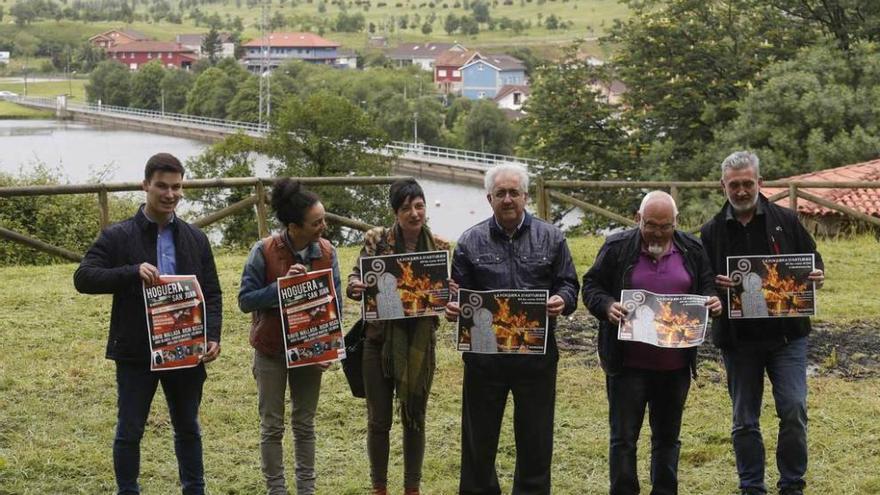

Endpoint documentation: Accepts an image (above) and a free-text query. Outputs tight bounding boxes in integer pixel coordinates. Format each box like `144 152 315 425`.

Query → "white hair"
721 150 760 176
484 162 530 194
638 190 679 217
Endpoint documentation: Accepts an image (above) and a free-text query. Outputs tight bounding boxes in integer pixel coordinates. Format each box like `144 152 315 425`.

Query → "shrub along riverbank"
0 236 878 493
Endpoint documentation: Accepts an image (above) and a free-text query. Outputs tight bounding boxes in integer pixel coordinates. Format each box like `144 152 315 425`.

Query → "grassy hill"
0 235 878 493
0 0 627 56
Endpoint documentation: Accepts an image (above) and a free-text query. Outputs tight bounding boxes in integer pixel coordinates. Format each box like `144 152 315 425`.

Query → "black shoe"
779 490 804 495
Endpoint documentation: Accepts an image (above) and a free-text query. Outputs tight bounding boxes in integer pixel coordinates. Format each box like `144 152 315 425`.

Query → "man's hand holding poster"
360 251 450 321
456 289 548 354
277 269 345 368
143 275 207 371
726 254 816 319
618 290 709 348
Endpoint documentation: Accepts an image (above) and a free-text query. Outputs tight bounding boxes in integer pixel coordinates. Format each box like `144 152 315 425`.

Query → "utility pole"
413 111 418 145
258 0 271 130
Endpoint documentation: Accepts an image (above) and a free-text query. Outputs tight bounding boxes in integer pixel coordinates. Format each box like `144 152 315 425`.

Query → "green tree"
457 99 515 154
264 91 393 240
767 0 880 51
421 21 433 35
10 0 36 25
471 0 490 23
201 27 222 64
444 13 459 34
85 60 131 106
226 77 261 122
160 69 195 113
184 67 238 118
459 14 479 35
607 0 815 178
130 61 166 110
710 42 880 179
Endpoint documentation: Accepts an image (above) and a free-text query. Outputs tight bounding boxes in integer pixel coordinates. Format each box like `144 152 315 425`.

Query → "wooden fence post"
254 181 270 238
669 185 679 206
98 189 110 230
535 176 550 221
789 183 798 212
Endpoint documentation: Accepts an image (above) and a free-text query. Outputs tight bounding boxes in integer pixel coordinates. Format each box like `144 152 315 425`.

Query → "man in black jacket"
583 191 721 495
445 163 579 495
74 153 222 495
700 151 824 495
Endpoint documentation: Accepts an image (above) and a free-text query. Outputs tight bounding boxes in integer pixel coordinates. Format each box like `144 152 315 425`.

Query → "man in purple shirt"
583 191 721 495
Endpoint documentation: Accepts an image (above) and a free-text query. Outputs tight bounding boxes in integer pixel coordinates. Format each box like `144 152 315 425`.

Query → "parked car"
0 90 19 98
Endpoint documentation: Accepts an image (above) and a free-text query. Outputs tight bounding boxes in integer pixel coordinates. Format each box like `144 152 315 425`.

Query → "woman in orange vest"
347 178 451 495
238 178 341 495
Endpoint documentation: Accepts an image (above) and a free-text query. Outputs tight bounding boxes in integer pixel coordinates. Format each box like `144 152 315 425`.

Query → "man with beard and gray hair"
700 151 825 495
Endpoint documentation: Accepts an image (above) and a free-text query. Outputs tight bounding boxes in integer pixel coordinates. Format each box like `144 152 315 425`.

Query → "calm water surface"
0 119 493 240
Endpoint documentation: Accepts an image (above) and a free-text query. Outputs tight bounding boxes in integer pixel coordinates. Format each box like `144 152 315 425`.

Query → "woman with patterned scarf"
347 178 452 495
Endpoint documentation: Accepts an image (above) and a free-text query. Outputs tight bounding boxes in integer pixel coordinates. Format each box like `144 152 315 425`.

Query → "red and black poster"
277 269 345 368
143 275 207 371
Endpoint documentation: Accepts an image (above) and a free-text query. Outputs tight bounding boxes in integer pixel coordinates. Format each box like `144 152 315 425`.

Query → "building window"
438 69 447 77
478 91 486 99
453 70 460 77
513 92 521 105
147 52 152 59
168 52 172 58
477 65 484 71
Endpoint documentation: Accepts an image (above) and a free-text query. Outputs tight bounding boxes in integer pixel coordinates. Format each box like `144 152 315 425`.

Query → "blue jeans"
723 337 808 494
606 367 691 495
114 362 207 495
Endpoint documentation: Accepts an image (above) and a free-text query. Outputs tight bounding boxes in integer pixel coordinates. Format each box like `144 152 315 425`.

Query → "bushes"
0 167 139 265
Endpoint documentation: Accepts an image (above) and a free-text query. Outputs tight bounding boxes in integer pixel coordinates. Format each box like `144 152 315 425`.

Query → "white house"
493 84 530 112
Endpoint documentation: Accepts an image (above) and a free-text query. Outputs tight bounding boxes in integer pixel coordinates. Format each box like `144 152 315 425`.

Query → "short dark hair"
389 178 425 213
271 178 321 227
144 153 185 181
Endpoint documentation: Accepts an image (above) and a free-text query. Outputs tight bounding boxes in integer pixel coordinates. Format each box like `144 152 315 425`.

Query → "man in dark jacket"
445 163 579 495
700 151 824 495
74 153 222 495
583 191 721 495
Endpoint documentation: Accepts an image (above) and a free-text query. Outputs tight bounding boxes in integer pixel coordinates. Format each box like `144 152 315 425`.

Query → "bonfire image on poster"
726 254 816 319
618 290 709 348
143 275 207 371
456 289 548 354
360 250 450 321
277 269 346 369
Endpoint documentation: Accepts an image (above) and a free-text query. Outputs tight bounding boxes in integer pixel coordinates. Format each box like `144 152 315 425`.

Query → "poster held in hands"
456 289 548 354
726 254 816 319
277 269 345 368
618 289 709 348
143 275 207 371
360 250 450 321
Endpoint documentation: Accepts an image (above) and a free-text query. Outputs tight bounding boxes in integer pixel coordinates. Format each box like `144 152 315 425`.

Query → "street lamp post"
413 111 418 146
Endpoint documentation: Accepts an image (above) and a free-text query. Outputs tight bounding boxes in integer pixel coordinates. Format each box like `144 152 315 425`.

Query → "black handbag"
342 319 366 398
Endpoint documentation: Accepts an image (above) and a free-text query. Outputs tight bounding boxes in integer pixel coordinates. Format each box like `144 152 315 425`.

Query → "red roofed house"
762 159 880 234
89 29 152 49
241 32 341 72
434 49 480 95
106 42 198 70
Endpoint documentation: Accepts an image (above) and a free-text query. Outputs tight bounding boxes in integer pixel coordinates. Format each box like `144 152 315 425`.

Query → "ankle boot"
371 485 387 495
404 488 420 495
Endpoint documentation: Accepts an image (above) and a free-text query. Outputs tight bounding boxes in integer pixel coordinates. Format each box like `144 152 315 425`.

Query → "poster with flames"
457 289 548 354
360 251 450 321
618 290 709 348
726 254 816 319
277 269 345 368
143 275 207 371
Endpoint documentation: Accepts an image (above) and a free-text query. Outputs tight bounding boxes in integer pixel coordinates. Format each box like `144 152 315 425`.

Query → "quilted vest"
249 232 335 355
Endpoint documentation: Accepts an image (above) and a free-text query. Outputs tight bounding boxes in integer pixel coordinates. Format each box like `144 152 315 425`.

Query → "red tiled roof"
241 32 340 48
762 159 880 217
106 41 196 53
435 49 480 68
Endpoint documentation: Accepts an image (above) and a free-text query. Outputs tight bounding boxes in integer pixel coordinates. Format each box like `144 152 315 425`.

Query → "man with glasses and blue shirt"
583 191 721 495
445 163 579 495
74 153 222 495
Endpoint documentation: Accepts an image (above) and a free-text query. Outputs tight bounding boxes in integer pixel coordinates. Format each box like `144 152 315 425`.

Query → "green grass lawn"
0 100 53 119
0 79 87 101
0 0 627 53
0 235 878 494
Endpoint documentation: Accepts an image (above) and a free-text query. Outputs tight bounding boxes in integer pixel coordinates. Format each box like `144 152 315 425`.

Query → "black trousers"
606 367 691 495
459 353 558 495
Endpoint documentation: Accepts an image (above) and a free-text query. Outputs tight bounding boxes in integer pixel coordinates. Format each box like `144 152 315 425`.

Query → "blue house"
460 55 526 100
241 32 341 72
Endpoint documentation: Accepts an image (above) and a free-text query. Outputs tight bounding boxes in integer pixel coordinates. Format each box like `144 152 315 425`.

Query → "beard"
729 193 759 213
647 243 665 256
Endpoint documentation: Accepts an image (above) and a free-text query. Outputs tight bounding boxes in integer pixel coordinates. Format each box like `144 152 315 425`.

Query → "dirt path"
557 315 880 379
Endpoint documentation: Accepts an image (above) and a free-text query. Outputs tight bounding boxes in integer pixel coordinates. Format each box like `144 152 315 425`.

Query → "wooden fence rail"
0 176 411 263
3 177 880 263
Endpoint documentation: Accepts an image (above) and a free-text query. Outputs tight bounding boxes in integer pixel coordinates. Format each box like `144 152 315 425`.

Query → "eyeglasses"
491 189 524 200
642 222 675 233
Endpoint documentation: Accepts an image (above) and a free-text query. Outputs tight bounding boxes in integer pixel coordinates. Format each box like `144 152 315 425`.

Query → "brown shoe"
371 485 387 495
404 488 420 495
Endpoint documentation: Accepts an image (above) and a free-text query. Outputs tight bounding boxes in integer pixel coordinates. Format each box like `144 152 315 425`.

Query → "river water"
0 119 499 241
